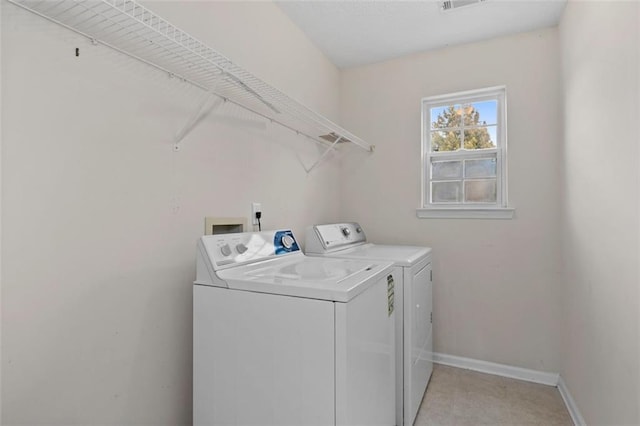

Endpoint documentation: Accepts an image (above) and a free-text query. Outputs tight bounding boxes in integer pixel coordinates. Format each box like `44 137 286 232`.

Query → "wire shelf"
8 0 373 154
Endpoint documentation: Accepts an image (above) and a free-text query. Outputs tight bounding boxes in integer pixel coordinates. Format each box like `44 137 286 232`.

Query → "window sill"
416 207 515 219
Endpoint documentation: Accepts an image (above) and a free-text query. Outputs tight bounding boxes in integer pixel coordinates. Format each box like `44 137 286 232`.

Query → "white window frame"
417 86 514 219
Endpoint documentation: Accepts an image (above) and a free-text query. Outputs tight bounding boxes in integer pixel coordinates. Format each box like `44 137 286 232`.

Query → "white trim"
432 352 559 386
422 85 506 104
416 207 515 219
557 376 587 426
430 148 497 160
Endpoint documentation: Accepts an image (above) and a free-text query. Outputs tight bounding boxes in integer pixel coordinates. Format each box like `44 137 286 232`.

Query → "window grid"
430 155 498 204
422 86 507 209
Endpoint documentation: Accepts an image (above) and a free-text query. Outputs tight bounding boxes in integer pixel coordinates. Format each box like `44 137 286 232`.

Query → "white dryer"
305 223 433 426
194 229 397 426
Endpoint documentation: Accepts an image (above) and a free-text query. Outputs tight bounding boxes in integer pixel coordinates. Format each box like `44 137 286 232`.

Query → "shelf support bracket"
173 92 224 151
305 136 342 173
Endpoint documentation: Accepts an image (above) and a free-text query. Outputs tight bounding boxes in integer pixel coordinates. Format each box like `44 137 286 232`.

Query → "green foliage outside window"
431 105 495 152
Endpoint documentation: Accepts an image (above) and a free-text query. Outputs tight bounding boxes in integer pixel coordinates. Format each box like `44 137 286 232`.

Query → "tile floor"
414 365 573 426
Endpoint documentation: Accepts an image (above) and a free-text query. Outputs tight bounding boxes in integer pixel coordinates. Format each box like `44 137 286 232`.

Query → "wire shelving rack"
7 0 373 170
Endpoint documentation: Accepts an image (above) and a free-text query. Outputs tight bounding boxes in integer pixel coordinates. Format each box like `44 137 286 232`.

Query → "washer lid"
217 256 393 302
320 243 432 267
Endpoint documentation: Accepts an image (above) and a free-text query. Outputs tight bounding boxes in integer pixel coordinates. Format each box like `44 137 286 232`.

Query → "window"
419 86 513 219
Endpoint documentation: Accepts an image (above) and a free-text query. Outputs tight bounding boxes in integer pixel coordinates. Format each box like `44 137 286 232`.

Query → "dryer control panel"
306 223 367 253
199 229 301 271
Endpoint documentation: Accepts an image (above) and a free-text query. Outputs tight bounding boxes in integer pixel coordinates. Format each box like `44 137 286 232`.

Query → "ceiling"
277 0 567 69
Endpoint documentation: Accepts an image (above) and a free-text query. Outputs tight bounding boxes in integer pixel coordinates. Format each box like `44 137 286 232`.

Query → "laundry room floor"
415 364 573 425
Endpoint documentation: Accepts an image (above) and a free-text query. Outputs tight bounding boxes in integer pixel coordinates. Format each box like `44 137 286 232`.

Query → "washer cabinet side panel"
193 286 335 426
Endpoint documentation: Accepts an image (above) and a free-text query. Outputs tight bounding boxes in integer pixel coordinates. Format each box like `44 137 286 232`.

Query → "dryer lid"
317 243 431 267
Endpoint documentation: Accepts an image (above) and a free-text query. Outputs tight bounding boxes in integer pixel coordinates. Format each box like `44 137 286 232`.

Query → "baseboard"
432 352 560 386
557 376 586 426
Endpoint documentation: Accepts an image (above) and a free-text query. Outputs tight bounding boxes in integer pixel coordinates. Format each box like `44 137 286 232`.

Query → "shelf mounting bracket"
173 92 224 151
304 136 343 173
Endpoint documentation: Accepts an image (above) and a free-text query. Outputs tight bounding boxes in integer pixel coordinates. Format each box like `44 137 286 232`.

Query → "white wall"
1 1 342 424
559 1 640 424
340 28 564 373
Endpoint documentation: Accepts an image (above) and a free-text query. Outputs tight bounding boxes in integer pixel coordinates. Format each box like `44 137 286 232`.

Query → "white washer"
194 229 397 426
305 223 433 426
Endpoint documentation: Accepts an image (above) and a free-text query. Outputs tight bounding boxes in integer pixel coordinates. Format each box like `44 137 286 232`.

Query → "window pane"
465 158 496 178
432 161 462 179
463 127 495 149
432 181 462 203
488 126 497 144
431 130 461 152
431 104 463 130
465 100 497 125
464 179 497 203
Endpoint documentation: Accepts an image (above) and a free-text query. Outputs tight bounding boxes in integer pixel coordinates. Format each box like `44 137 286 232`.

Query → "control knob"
341 227 351 237
281 235 295 249
220 244 232 257
236 243 248 254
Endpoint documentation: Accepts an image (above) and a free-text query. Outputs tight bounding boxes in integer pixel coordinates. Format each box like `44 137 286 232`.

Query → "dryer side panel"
403 260 433 426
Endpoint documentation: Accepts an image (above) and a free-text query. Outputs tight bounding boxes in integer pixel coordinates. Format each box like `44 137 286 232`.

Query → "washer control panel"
200 229 301 269
311 222 367 250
